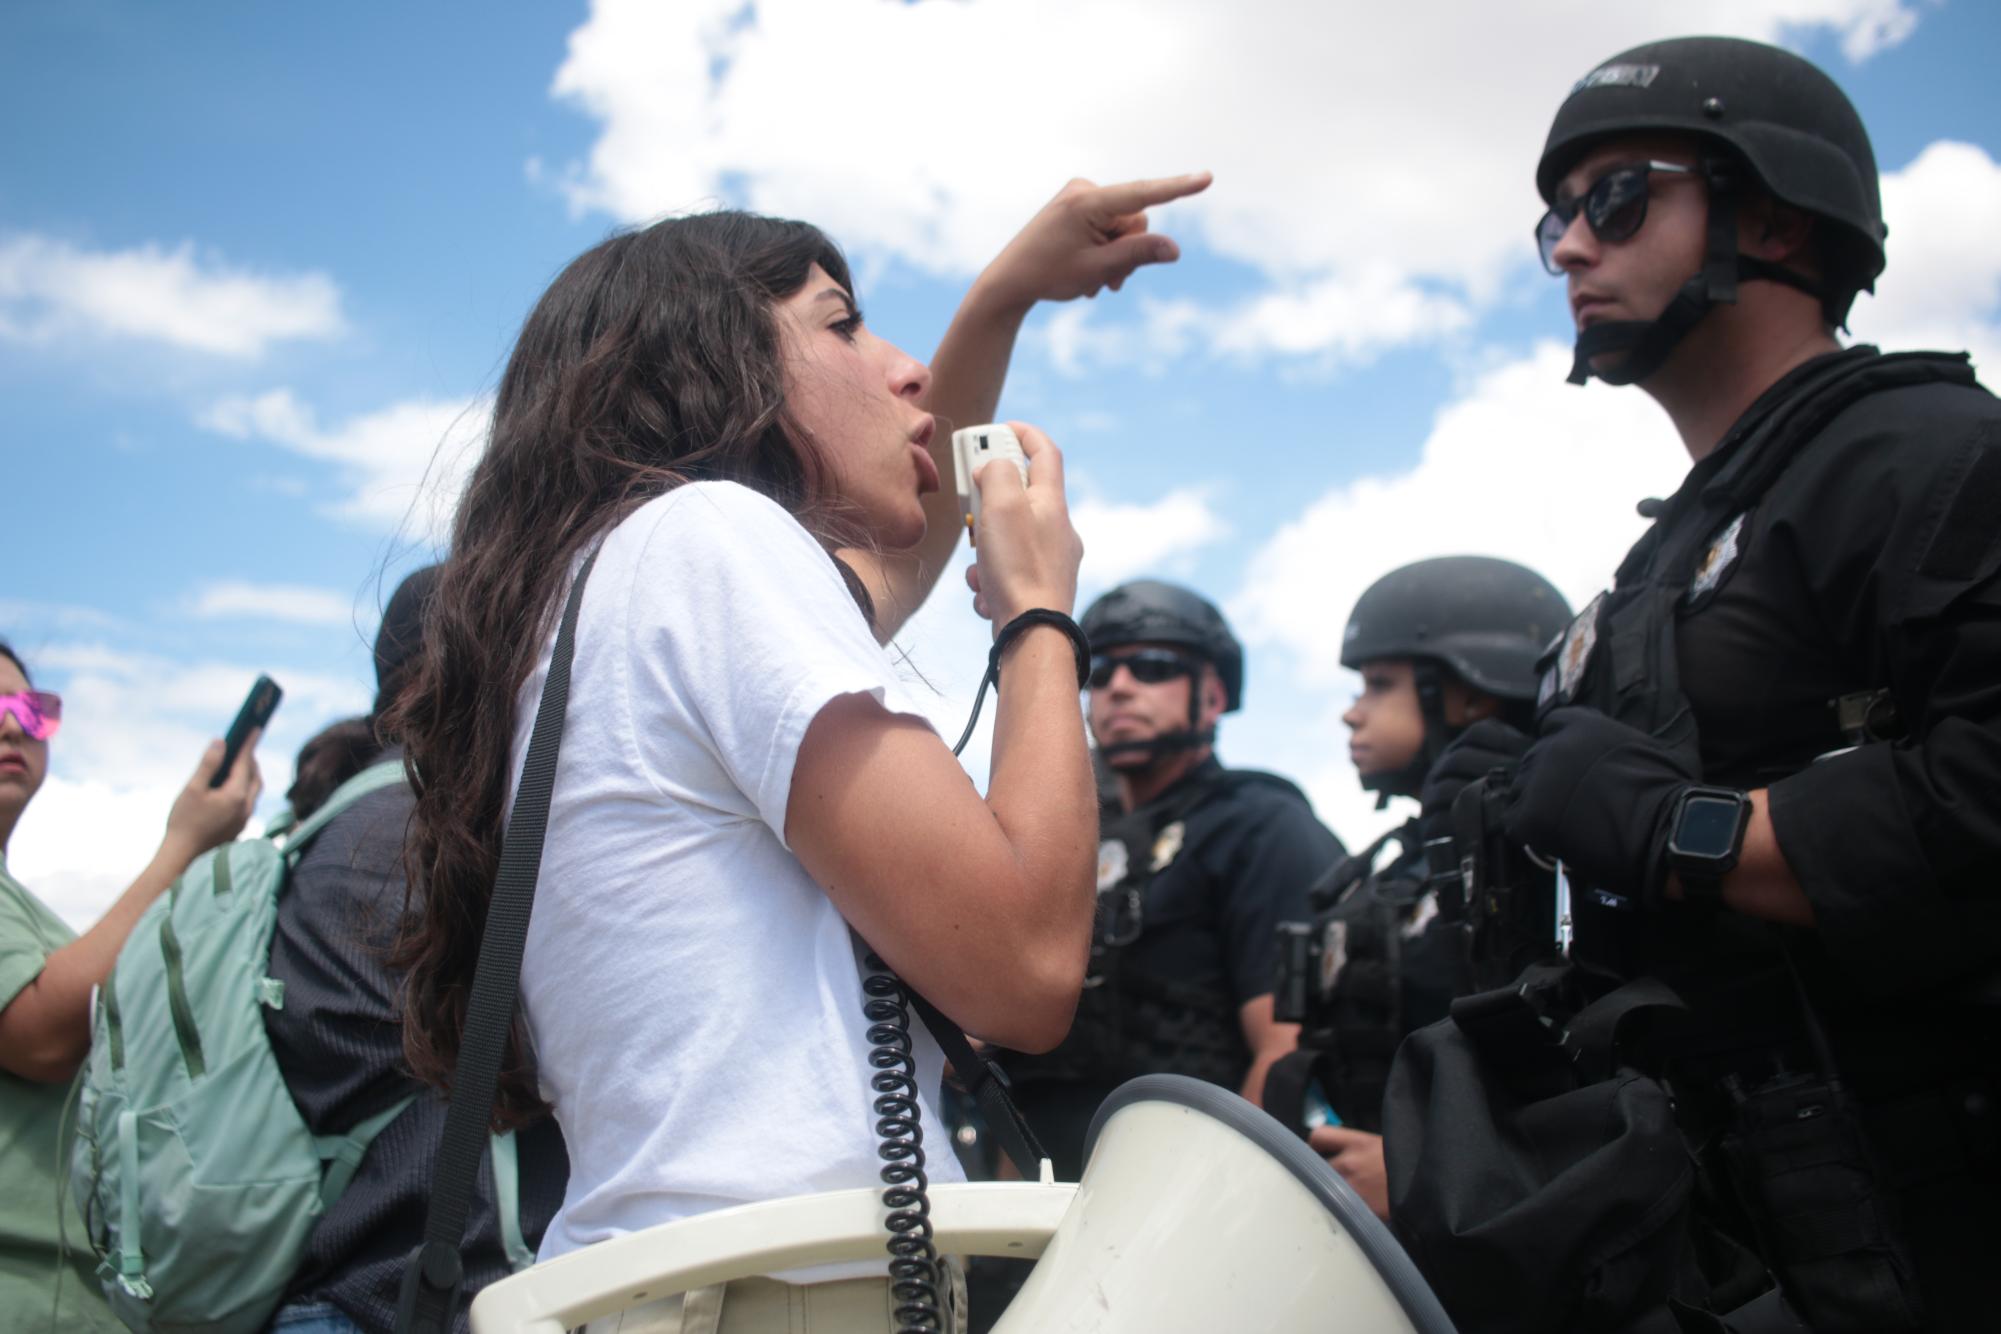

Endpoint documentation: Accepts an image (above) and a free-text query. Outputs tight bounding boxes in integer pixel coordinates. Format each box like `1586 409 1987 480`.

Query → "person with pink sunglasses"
0 639 263 1328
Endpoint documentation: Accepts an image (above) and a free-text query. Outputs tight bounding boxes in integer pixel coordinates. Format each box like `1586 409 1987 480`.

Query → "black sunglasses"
1535 160 1699 275
1087 648 1197 690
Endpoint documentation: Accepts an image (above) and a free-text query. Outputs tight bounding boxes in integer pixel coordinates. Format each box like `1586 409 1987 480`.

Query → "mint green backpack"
67 759 533 1333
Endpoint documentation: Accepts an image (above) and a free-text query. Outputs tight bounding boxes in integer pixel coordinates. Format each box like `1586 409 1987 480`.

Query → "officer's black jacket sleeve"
1763 395 2001 988
1209 792 1345 1007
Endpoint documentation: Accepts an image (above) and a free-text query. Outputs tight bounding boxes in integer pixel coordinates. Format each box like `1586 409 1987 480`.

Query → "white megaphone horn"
992 1074 1456 1332
469 1074 1458 1333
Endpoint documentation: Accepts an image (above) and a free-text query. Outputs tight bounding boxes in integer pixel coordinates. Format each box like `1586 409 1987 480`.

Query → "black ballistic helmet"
1342 556 1570 702
1540 36 1885 383
1343 557 1571 803
1081 579 1245 712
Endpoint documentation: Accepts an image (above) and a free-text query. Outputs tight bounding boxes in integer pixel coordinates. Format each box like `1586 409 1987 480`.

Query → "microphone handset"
951 423 1030 548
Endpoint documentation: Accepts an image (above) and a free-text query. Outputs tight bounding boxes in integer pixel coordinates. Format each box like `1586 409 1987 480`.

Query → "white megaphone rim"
1083 1074 1460 1334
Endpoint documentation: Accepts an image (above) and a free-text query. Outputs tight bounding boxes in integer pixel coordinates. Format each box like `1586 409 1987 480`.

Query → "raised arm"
791 425 1097 1050
0 737 259 1081
849 172 1212 638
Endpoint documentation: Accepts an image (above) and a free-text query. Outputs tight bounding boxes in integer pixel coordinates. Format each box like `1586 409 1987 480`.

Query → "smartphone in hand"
210 675 282 788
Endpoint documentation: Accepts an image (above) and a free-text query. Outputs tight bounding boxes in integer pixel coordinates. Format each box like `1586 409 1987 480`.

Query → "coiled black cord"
862 953 944 1332
860 609 1087 1330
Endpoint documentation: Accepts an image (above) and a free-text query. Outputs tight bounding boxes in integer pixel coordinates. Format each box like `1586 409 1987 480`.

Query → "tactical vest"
1308 826 1443 1132
1010 766 1307 1091
1536 349 1976 971
1530 350 1981 1333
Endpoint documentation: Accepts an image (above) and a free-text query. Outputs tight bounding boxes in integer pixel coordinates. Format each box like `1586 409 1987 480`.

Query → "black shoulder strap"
1707 349 1976 513
1305 822 1409 911
1447 964 1687 1098
904 993 1048 1179
397 549 600 1334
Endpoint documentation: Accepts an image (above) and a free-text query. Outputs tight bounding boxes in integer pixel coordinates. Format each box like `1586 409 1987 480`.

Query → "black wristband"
990 609 1091 687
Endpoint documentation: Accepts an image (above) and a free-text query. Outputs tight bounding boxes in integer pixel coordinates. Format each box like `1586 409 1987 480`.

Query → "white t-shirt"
507 481 963 1270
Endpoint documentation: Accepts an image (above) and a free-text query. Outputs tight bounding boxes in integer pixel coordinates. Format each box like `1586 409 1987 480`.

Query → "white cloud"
0 234 343 358
199 388 491 547
0 600 122 637
548 0 1919 365
1819 0 1922 61
1850 139 2001 374
1210 268 1475 363
1072 486 1230 587
188 580 357 628
7 643 372 928
1040 300 1205 379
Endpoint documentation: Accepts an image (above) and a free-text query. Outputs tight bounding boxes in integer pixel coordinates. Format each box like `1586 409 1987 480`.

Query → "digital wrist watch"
1664 786 1752 900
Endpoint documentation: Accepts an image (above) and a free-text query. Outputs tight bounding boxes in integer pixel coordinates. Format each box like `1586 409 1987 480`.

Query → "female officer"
1280 557 1567 1217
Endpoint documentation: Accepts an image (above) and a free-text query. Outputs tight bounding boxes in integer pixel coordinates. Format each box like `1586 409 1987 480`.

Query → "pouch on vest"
1383 963 1706 1333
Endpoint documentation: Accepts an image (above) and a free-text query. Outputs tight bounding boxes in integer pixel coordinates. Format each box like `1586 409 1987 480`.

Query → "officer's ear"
1197 666 1228 725
1740 194 1817 268
1441 676 1501 727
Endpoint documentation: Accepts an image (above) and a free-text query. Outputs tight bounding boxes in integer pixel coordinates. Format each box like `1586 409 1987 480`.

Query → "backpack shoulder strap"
397 549 598 1334
282 759 410 857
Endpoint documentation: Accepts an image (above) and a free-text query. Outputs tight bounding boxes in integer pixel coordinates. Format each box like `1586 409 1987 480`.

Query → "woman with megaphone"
388 177 1213 1333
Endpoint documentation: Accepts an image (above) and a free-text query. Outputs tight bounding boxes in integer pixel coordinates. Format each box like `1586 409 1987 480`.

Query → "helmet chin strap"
1099 727 1218 762
1099 669 1216 763
1568 161 1826 387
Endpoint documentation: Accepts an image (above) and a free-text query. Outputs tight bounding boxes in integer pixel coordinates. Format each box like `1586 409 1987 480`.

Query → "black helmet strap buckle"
1701 158 1741 302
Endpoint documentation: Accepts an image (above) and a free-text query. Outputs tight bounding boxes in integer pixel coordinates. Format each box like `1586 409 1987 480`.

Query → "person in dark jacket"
997 579 1345 1180
1268 557 1568 1218
1418 35 2001 1332
261 567 568 1334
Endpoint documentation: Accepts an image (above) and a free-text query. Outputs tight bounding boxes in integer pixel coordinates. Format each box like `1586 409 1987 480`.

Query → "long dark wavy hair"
385 212 868 1126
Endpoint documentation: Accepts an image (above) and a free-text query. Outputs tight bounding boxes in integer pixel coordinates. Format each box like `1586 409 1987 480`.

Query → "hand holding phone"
211 675 282 788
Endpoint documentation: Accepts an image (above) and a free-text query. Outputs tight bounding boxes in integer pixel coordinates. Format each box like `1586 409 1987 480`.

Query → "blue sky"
7 0 2000 923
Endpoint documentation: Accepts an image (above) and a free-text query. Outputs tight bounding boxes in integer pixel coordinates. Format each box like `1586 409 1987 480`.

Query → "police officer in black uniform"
995 579 1345 1181
1421 36 2001 1330
1267 557 1568 1216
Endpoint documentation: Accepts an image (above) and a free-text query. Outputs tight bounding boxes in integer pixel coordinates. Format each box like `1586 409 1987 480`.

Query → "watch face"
1677 795 1743 859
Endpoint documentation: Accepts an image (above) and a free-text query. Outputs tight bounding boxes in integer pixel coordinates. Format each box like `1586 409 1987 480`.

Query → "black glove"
1417 719 1531 848
1501 707 1698 905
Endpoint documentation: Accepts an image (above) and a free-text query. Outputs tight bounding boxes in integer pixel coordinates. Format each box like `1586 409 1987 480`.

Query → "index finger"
1307 1124 1369 1153
227 728 265 793
1004 421 1064 496
192 737 228 784
1086 171 1213 220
